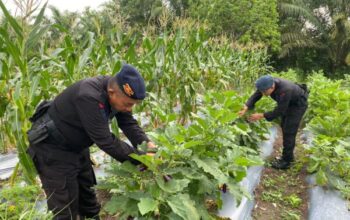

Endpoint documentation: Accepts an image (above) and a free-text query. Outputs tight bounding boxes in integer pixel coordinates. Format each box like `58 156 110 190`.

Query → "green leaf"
104 195 129 214
219 112 237 124
193 156 227 183
167 194 200 220
78 32 95 73
104 195 139 216
25 25 50 52
307 160 320 173
315 169 328 186
234 156 262 166
183 140 204 148
0 0 23 40
25 3 49 51
156 176 190 193
138 198 158 215
129 154 157 171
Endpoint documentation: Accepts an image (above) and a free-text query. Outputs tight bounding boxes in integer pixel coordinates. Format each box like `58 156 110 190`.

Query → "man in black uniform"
26 64 156 219
239 75 308 169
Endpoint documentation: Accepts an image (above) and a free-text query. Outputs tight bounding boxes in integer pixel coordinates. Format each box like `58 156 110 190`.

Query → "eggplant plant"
304 73 350 199
98 91 267 219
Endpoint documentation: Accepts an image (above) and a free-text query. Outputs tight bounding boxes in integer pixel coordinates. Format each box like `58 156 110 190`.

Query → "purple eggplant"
221 183 227 193
139 165 148 172
163 175 172 182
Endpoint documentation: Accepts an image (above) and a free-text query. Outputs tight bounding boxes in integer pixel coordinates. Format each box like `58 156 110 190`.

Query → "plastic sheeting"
302 130 350 220
308 175 350 220
0 152 18 180
218 126 278 220
91 150 111 179
0 150 110 181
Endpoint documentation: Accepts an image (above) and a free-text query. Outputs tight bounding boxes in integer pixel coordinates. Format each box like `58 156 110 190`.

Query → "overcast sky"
3 0 109 15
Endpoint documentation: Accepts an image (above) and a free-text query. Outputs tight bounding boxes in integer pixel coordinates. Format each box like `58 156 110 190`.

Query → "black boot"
271 158 292 170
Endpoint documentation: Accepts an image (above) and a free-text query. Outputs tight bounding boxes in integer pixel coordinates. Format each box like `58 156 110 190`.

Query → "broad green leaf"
104 195 138 216
104 195 129 214
234 156 262 167
183 140 204 148
129 154 157 171
155 176 190 193
138 198 158 215
193 156 227 183
219 112 237 124
167 194 200 220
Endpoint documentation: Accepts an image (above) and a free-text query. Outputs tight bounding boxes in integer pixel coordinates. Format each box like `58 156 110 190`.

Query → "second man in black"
239 75 309 170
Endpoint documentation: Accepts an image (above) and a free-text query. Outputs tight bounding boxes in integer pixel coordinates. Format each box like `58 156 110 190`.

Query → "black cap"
115 64 146 100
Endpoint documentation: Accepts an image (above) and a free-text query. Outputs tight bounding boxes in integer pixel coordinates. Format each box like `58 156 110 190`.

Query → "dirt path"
252 128 309 220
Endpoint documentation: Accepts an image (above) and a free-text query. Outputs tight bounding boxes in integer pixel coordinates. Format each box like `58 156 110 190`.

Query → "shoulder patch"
280 92 286 97
98 103 105 109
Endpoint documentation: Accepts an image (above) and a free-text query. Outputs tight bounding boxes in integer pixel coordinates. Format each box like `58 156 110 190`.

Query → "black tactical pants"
280 105 308 162
27 143 100 220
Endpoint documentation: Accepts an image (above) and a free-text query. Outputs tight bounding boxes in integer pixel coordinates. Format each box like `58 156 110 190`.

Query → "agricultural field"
0 1 349 220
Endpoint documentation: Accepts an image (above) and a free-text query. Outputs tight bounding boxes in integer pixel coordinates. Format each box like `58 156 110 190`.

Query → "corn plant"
0 1 50 184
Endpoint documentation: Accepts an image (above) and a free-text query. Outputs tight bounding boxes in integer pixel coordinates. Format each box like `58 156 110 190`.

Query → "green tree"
167 0 191 16
118 0 164 26
187 0 281 52
277 0 350 75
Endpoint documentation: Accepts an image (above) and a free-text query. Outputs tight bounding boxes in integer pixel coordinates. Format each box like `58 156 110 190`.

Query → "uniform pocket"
41 176 67 191
40 176 73 214
41 176 69 204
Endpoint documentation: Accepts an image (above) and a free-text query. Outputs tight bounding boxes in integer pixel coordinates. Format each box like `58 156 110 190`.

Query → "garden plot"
252 128 309 219
218 126 277 219
303 130 350 220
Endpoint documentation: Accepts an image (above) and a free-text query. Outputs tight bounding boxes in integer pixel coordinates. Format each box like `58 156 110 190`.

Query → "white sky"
3 0 109 16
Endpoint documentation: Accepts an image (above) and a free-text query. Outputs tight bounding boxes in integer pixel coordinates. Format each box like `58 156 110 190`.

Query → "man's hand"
238 105 248 117
146 141 157 156
147 141 157 149
248 113 264 122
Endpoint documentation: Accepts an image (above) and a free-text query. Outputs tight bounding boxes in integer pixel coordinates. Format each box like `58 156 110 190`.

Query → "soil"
252 128 309 220
96 189 117 220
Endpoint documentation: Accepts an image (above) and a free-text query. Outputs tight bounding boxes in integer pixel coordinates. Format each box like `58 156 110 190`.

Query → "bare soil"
252 128 309 220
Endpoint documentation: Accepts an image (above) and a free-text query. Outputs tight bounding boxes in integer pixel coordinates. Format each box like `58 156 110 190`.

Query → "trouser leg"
78 151 100 219
281 106 307 162
28 145 80 220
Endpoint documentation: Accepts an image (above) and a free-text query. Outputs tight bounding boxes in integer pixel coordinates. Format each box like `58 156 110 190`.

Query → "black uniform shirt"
48 76 149 162
245 78 306 121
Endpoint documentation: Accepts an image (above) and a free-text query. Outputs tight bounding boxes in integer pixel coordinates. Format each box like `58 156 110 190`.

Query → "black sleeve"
245 90 263 110
263 92 292 121
75 95 142 164
115 112 150 148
